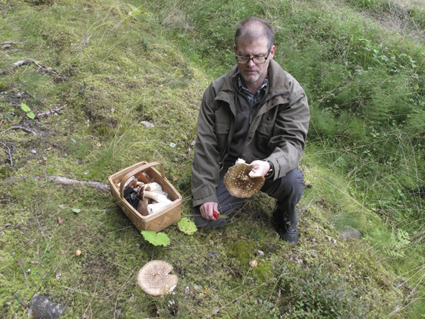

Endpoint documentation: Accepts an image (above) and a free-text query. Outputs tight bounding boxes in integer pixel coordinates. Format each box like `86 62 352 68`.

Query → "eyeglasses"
235 49 271 64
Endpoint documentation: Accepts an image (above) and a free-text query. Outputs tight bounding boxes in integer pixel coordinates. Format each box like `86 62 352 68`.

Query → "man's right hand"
200 202 219 220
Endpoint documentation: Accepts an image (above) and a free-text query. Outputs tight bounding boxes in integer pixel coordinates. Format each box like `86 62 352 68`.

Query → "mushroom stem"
143 190 171 204
137 198 149 216
147 202 171 215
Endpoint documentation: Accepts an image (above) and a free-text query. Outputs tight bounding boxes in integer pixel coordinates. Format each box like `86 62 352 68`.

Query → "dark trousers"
193 167 305 229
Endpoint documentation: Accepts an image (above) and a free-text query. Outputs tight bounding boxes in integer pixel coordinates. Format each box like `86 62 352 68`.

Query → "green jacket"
191 60 310 207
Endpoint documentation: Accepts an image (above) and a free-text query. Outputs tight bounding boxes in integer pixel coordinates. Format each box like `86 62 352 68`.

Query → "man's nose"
247 58 256 67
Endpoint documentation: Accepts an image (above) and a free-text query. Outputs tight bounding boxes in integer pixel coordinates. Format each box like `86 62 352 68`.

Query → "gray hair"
235 17 275 49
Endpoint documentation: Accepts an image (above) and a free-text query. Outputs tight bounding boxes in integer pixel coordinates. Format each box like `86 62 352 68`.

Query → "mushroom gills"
137 260 178 296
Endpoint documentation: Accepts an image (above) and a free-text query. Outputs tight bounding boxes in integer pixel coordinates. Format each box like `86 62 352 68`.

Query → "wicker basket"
108 161 182 232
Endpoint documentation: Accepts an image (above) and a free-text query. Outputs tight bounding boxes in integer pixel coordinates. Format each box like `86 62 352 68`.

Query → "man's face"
234 37 275 90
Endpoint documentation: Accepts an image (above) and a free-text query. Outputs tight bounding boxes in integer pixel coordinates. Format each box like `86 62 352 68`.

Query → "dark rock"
340 226 362 240
28 293 65 319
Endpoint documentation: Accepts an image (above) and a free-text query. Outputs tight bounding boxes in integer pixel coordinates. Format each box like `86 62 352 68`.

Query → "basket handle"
119 161 165 198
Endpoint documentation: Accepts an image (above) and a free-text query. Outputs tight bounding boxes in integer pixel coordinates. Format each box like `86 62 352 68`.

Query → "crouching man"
191 17 310 244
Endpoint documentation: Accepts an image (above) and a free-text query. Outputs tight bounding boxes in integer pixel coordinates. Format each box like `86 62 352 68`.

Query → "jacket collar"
215 60 291 109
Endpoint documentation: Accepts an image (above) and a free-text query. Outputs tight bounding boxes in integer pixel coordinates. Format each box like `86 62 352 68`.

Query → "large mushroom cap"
137 260 178 296
223 159 265 198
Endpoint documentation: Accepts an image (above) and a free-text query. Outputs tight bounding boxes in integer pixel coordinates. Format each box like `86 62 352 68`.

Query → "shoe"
279 226 298 244
273 211 299 244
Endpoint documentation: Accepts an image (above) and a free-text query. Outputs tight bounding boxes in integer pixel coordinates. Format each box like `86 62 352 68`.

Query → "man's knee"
285 168 305 195
263 168 304 198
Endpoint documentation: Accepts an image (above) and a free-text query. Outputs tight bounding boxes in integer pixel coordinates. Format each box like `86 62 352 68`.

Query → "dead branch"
1 174 110 193
44 175 111 193
37 104 68 118
17 258 27 281
1 40 24 50
0 58 66 80
0 125 37 135
0 142 13 168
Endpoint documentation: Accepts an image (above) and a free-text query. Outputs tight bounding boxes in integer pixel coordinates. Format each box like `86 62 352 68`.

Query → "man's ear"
269 45 276 59
233 44 237 53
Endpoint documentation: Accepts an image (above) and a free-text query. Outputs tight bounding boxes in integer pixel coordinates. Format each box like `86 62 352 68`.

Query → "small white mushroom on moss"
223 159 265 198
137 260 178 296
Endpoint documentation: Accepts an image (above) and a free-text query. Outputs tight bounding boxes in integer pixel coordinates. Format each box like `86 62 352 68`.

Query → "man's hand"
249 160 271 178
200 202 219 220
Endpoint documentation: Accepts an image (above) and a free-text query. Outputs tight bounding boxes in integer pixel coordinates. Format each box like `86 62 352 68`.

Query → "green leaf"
21 103 31 113
141 230 170 246
27 112 35 119
72 208 81 214
177 218 197 235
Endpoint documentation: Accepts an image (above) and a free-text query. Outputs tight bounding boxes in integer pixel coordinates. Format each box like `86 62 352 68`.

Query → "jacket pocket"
193 185 212 201
252 120 273 157
215 122 230 153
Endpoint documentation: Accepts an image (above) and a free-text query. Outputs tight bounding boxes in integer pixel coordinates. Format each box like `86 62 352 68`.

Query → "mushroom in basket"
223 158 265 198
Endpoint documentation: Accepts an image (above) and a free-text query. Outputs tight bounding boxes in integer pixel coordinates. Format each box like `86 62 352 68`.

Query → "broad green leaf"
72 208 81 214
177 218 197 235
141 230 170 246
21 103 31 113
27 112 35 119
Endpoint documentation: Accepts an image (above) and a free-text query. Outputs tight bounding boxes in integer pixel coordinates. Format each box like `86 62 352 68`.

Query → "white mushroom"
147 202 172 215
137 260 178 296
142 190 171 204
223 158 265 198
145 182 163 192
137 197 149 216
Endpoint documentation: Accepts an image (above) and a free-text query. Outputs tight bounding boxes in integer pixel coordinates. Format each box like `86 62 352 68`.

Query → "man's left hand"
249 160 270 178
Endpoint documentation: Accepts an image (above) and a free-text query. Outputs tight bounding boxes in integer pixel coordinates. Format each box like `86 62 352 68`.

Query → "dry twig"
0 142 13 168
37 104 68 118
0 125 37 135
43 175 111 193
17 258 27 281
1 40 24 50
0 58 66 80
1 175 110 193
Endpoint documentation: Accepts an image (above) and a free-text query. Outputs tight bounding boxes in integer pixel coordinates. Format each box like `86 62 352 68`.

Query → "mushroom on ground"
223 159 265 198
137 260 178 296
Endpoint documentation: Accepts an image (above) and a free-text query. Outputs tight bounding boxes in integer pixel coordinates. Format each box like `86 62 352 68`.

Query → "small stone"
29 293 65 319
340 226 362 240
140 121 154 128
